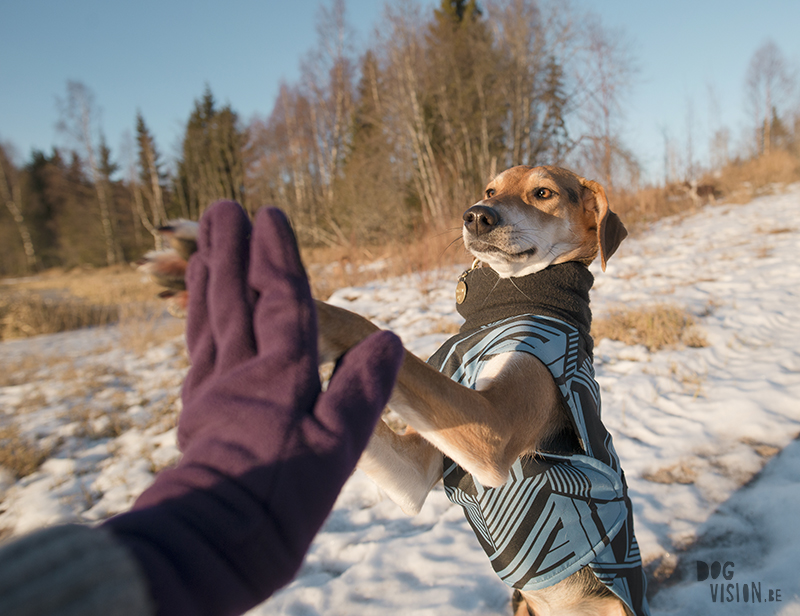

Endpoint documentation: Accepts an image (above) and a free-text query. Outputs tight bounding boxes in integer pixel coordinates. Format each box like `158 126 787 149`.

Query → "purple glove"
104 202 403 616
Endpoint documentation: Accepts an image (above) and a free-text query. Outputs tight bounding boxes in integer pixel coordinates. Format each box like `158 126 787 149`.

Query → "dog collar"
455 259 481 305
455 262 595 356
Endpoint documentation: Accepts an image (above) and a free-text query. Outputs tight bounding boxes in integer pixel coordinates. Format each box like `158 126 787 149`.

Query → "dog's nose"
463 205 499 236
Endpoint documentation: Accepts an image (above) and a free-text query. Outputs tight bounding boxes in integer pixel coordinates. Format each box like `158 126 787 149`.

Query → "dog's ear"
579 178 627 271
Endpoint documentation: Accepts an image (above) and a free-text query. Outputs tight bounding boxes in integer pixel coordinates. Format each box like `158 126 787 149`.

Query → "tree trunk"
0 164 38 272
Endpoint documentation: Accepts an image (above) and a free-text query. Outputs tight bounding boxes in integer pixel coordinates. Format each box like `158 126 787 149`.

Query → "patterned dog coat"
427 264 649 616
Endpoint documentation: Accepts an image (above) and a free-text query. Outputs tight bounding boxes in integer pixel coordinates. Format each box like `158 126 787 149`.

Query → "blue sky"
2 0 799 183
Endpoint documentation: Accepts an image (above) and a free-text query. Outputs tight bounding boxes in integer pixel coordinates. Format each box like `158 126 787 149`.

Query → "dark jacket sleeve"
0 524 154 616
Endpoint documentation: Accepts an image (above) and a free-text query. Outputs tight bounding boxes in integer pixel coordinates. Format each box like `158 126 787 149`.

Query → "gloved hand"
104 202 403 616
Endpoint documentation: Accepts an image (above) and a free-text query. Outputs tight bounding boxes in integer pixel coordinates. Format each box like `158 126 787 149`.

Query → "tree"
57 81 124 266
0 144 38 273
134 112 168 248
706 83 730 171
573 20 638 189
245 83 320 244
745 40 796 156
378 1 448 226
424 0 504 206
299 0 357 244
485 0 584 169
23 148 106 268
244 0 641 245
175 87 246 219
534 55 571 163
334 50 409 244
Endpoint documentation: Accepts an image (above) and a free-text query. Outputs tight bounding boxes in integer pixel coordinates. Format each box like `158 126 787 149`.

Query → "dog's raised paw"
137 220 199 317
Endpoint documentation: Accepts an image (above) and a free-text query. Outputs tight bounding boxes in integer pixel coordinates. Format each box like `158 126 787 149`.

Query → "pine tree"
424 0 503 206
97 134 125 264
335 50 409 243
433 0 482 25
175 86 246 219
535 56 570 164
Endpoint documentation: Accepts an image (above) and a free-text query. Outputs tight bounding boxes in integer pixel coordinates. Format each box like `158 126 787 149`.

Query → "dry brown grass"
606 151 800 232
592 304 708 352
2 151 795 343
714 150 800 203
0 424 52 479
117 303 186 354
70 404 133 440
609 186 698 232
303 219 469 299
142 392 182 434
0 264 171 341
5 265 159 305
642 459 697 484
0 353 72 387
0 292 120 340
740 436 781 459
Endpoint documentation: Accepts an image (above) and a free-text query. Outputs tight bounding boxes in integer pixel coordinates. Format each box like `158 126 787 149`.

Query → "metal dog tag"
455 279 467 304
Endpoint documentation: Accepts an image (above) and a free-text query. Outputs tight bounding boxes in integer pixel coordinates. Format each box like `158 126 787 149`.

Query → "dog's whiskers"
509 278 534 302
481 276 502 308
442 234 466 256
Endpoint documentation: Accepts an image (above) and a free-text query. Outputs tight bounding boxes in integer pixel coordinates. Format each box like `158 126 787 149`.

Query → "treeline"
3 0 798 277
0 84 247 275
0 0 639 276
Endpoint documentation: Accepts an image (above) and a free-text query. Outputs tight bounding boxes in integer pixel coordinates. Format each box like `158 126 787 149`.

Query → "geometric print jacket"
427 315 650 616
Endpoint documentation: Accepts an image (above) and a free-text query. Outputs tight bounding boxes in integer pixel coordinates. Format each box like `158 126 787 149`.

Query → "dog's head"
462 166 627 277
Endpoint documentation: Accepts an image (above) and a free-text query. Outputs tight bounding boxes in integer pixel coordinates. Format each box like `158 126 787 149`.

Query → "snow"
2 187 800 614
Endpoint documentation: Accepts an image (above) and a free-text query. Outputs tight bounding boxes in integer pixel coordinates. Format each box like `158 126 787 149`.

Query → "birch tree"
57 81 123 266
245 83 318 242
0 145 38 272
300 0 356 244
379 1 448 225
135 112 168 248
745 40 795 157
573 21 638 189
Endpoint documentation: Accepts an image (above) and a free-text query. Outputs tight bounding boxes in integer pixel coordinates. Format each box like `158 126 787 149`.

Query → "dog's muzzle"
463 205 499 236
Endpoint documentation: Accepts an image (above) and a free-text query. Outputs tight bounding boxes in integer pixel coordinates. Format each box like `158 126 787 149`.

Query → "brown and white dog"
142 166 645 616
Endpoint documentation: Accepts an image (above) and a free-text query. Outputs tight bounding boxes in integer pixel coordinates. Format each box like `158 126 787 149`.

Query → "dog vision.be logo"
697 561 783 604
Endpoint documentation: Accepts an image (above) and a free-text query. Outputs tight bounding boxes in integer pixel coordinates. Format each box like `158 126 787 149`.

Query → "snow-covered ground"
1 187 800 614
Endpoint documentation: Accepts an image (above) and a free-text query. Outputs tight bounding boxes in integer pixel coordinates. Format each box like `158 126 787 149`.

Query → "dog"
141 165 648 616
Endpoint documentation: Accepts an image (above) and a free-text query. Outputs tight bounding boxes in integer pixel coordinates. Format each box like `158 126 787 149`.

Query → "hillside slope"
1 188 799 614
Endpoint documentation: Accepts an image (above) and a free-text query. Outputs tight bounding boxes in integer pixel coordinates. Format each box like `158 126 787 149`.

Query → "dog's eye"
485 188 496 198
534 188 554 199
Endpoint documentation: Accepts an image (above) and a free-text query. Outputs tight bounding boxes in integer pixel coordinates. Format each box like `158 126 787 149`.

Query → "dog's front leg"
386 351 564 488
315 301 562 490
359 422 442 515
316 301 442 513
315 300 382 364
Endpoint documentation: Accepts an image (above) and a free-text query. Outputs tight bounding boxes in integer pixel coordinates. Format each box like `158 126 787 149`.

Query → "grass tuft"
642 460 697 484
117 303 185 354
592 304 708 352
0 424 52 479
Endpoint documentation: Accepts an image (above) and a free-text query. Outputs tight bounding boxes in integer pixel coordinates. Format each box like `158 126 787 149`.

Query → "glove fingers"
249 208 317 366
199 201 257 371
312 331 404 452
183 254 215 401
